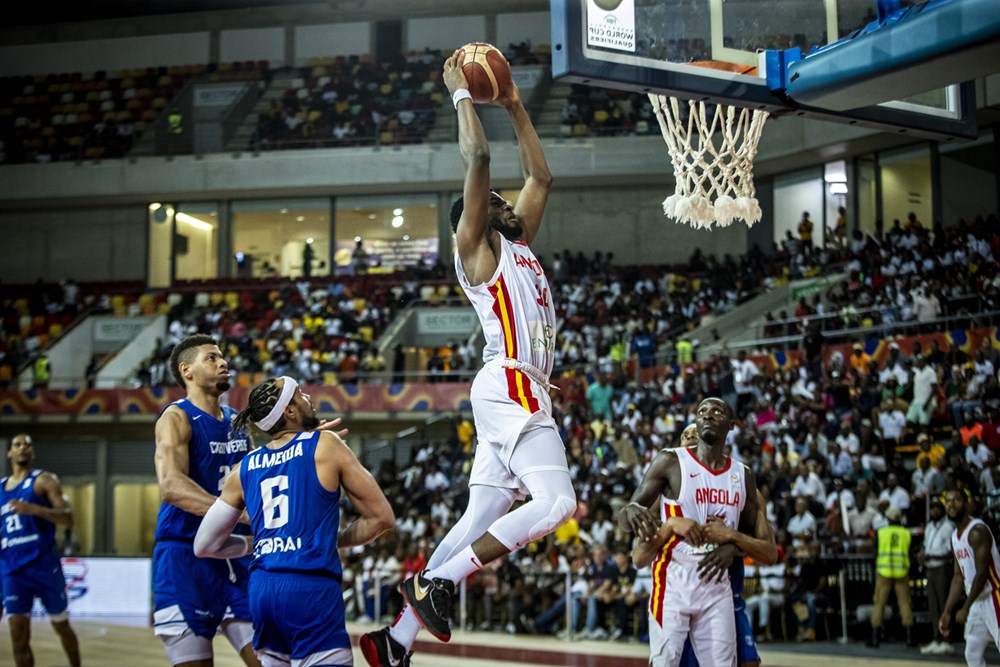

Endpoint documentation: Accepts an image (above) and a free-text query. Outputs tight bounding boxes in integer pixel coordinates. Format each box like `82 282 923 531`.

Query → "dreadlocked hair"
230 378 286 438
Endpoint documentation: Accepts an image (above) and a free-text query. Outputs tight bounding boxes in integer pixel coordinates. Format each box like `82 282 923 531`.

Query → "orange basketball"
457 42 511 103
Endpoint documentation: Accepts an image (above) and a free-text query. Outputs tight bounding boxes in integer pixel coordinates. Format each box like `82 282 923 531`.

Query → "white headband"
253 376 298 431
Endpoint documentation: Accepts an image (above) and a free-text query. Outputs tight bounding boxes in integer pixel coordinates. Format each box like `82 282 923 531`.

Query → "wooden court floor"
0 617 964 666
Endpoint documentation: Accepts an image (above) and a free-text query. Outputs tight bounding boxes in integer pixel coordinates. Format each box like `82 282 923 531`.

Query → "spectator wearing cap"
917 499 954 655
849 342 872 375
879 342 908 386
915 433 946 470
867 505 916 648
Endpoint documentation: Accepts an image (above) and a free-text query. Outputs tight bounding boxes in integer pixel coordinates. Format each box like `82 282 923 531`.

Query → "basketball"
457 42 511 103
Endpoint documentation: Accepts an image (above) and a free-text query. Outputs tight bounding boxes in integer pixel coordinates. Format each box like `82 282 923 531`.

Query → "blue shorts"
680 598 759 666
2 555 68 617
249 571 350 661
152 540 251 639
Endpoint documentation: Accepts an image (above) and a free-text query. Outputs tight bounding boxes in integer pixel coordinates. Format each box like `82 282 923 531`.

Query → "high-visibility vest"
34 356 50 384
676 340 693 364
876 525 911 579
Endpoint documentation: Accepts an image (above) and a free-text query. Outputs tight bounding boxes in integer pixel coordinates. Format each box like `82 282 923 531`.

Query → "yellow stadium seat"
323 371 338 385
210 292 224 306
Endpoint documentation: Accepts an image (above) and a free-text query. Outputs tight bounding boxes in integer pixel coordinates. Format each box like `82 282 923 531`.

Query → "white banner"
194 83 249 107
416 309 478 336
94 317 153 343
587 0 636 52
33 557 151 618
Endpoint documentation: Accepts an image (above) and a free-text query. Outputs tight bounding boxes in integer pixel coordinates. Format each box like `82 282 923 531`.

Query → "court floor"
0 617 967 666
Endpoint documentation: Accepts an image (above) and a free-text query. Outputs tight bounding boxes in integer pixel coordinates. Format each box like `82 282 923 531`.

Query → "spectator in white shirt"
878 473 911 513
965 435 991 469
907 355 938 428
876 398 906 448
861 442 887 477
918 500 955 654
791 462 826 509
787 497 818 549
745 560 786 639
835 420 860 456
827 441 853 479
911 456 945 503
732 350 759 416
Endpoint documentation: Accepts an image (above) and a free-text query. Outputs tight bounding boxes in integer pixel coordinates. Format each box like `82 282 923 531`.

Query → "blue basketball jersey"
154 399 251 542
240 431 342 578
0 470 57 574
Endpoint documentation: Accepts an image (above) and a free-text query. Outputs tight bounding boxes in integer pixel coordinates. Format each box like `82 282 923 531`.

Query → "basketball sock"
389 605 423 650
426 544 483 584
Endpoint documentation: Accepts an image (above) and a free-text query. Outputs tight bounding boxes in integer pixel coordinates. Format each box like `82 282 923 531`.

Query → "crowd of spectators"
757 214 1000 353
253 51 443 151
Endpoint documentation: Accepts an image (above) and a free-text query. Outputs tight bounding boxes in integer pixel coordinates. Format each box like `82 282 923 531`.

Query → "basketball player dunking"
360 50 575 667
620 399 760 667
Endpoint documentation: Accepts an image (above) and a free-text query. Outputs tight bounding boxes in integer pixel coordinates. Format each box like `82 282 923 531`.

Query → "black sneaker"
359 626 411 667
400 570 455 642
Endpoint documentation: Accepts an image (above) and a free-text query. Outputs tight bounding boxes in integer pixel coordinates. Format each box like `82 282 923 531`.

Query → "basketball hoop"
649 95 768 230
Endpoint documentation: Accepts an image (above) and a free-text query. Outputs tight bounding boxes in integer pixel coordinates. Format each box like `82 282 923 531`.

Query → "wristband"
452 89 473 109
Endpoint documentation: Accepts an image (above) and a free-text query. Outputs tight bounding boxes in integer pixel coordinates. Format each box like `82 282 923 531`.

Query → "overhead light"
392 215 404 228
354 236 362 243
367 213 376 220
393 208 403 215
306 237 314 244
403 234 410 241
280 208 289 214
149 202 162 211
829 183 848 195
175 211 214 231
296 215 305 222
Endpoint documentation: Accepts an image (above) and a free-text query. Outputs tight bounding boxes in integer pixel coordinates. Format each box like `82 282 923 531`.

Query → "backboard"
550 0 978 140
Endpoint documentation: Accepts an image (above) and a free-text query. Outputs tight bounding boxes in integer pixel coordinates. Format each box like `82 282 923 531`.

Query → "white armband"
452 89 473 109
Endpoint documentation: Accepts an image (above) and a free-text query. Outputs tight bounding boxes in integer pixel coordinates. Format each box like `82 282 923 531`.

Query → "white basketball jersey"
953 518 1000 602
668 446 747 556
455 236 556 378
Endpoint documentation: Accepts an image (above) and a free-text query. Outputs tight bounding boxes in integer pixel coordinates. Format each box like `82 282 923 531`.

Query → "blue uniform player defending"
153 334 259 667
633 486 775 667
195 376 394 667
1 433 81 667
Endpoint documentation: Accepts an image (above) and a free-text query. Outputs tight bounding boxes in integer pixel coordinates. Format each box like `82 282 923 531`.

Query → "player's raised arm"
154 405 219 516
194 464 252 559
496 80 552 245
317 432 395 548
445 50 492 267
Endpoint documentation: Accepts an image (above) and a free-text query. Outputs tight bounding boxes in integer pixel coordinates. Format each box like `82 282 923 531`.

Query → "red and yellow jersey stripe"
489 274 518 360
505 367 540 413
988 562 1000 622
649 503 683 626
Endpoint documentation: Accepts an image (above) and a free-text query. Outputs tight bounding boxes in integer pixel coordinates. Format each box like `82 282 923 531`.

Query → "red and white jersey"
953 518 1000 604
668 446 747 556
456 236 556 379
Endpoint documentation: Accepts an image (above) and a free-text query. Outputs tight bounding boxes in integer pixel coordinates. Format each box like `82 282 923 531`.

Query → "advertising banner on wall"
32 557 151 618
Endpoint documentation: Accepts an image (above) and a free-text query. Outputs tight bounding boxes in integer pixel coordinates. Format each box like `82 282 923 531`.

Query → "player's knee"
527 493 576 543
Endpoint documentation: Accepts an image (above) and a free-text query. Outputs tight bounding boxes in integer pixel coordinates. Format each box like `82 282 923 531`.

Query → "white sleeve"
194 498 251 559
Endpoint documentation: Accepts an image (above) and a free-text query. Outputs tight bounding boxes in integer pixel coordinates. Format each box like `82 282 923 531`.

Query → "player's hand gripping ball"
456 42 512 103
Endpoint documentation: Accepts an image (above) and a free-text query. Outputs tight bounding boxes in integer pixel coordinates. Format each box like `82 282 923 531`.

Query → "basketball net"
649 94 768 230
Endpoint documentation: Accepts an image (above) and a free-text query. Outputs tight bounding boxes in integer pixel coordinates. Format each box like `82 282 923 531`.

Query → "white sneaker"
590 627 608 640
919 641 937 654
932 641 953 655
